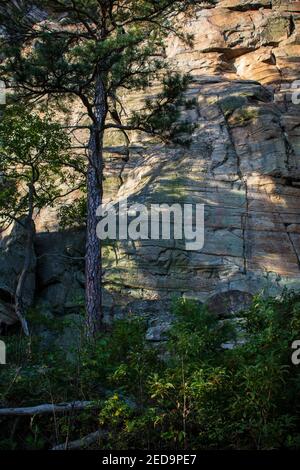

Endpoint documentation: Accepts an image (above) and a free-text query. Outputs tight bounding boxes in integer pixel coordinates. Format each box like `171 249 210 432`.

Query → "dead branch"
0 401 101 417
52 429 108 450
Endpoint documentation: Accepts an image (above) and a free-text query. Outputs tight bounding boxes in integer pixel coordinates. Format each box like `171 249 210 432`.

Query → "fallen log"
52 429 108 450
0 401 101 417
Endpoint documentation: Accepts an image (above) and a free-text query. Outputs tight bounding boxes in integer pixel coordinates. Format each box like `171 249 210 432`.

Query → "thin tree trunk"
85 74 108 338
15 183 35 337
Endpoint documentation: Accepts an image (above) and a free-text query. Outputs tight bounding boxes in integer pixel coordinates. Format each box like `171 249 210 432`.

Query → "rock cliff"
101 0 300 321
1 0 300 329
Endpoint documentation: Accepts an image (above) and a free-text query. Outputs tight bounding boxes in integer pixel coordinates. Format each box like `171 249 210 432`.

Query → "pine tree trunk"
85 75 107 338
15 184 35 337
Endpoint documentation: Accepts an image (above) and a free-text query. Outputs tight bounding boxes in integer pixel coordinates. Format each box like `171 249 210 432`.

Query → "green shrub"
1 291 300 449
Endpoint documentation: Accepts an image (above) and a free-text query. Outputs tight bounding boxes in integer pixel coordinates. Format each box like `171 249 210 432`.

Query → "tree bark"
15 183 35 337
85 74 108 337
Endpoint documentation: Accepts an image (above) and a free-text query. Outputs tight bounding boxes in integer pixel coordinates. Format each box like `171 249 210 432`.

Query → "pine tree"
0 0 202 337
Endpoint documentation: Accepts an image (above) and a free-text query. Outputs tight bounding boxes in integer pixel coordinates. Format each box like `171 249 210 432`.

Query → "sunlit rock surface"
99 0 300 318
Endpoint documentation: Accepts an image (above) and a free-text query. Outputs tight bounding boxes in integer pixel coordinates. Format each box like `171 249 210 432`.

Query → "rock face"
101 0 300 318
1 0 300 327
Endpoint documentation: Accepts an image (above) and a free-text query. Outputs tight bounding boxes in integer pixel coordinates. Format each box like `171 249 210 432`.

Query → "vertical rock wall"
102 0 300 318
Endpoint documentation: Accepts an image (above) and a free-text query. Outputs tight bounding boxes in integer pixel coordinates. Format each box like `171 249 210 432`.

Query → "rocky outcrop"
1 0 300 328
34 230 85 316
101 0 300 318
0 222 36 329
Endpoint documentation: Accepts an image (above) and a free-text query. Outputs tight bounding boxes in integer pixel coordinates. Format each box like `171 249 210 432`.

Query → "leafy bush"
1 291 300 449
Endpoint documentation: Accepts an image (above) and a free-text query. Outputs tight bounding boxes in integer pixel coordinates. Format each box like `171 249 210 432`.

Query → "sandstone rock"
206 290 254 316
99 0 300 314
146 322 171 342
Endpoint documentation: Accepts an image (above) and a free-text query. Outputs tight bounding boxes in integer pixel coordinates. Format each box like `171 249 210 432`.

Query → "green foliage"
0 106 82 225
1 291 300 449
169 297 236 363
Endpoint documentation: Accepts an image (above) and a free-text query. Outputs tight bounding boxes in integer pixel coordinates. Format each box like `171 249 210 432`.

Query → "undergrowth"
1 291 300 450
